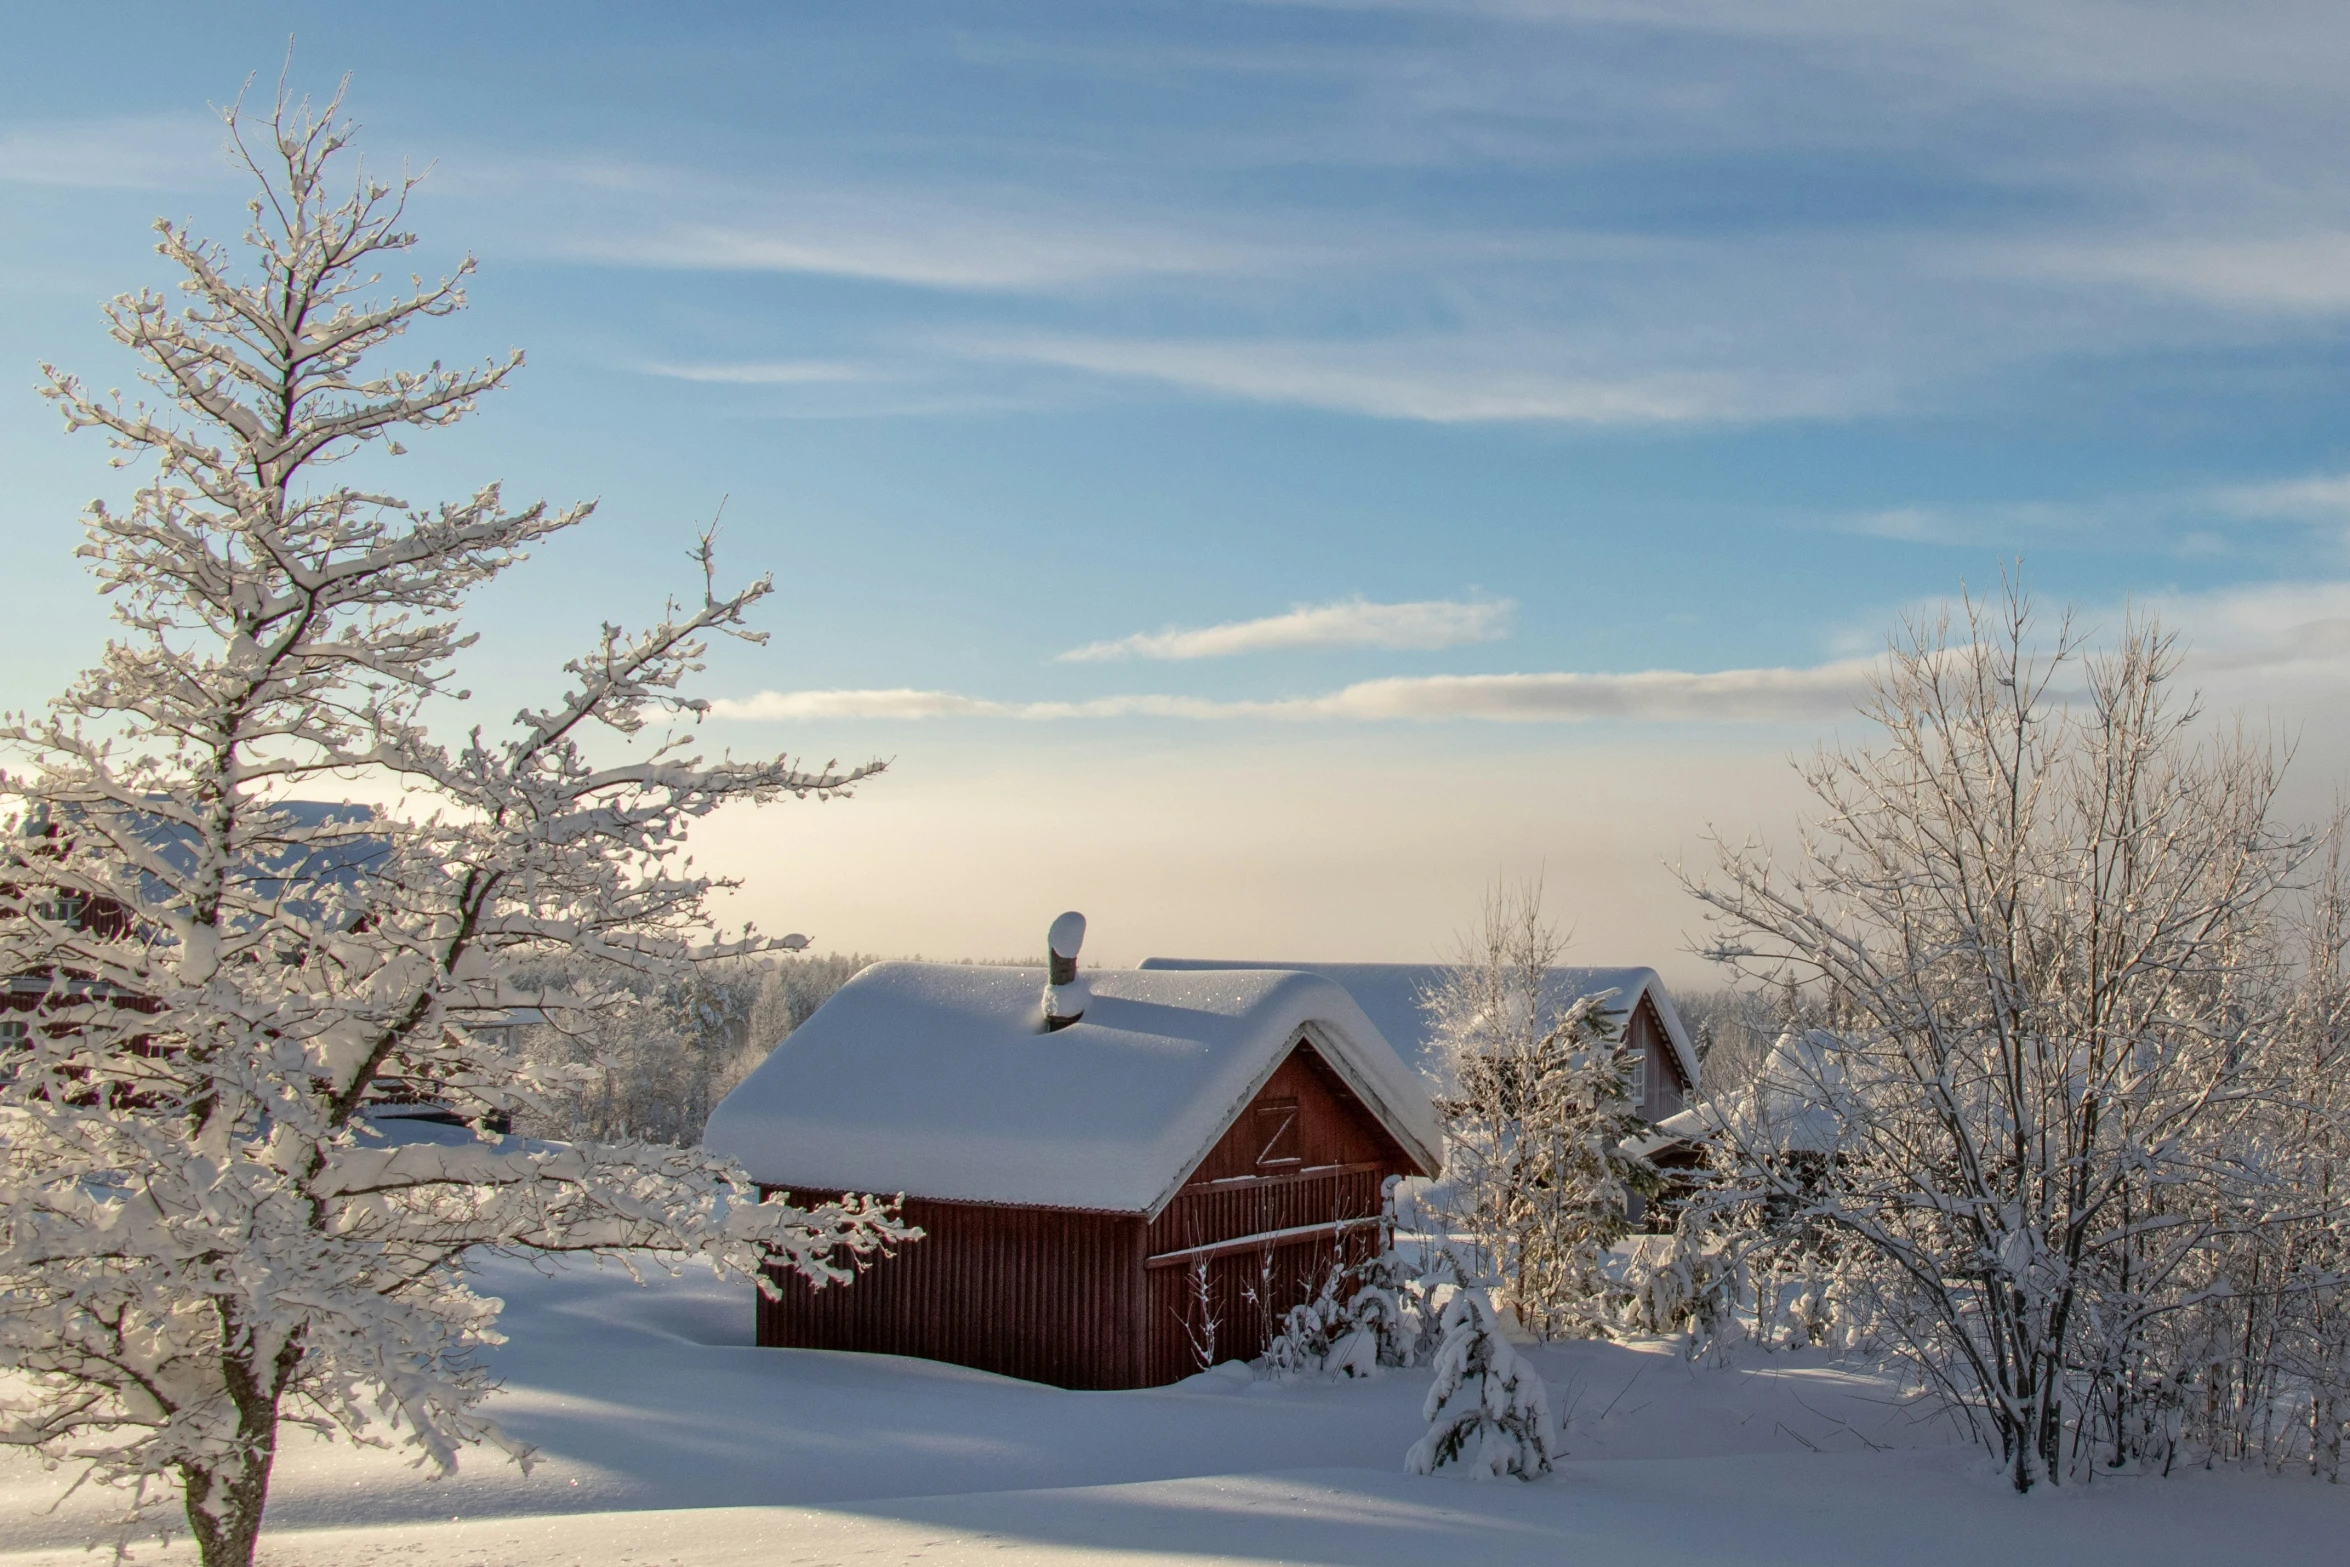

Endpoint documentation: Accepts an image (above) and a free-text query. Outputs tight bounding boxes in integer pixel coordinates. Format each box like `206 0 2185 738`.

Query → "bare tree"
1688 582 2329 1490
0 82 910 1566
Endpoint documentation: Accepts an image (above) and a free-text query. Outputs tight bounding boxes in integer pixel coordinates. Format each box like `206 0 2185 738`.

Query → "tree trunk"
182 1342 288 1567
181 1435 276 1567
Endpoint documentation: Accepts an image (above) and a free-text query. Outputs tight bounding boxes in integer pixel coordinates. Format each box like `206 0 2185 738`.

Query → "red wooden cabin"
702 959 1442 1390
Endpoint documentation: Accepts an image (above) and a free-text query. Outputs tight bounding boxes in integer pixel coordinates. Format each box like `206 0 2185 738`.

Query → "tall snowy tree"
0 83 911 1567
1420 880 1656 1338
1688 583 2330 1490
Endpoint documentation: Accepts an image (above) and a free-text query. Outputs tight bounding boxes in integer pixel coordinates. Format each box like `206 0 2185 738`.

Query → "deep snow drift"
1 1255 2341 1565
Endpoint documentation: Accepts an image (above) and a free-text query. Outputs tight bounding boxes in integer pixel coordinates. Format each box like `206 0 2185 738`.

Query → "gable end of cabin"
1138 1037 1421 1387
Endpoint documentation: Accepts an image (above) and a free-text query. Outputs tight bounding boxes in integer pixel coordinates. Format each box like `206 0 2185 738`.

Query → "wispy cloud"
1984 233 2350 314
1833 497 2147 548
549 205 1303 292
636 359 881 385
714 583 2350 728
2213 472 2350 523
1058 597 1513 662
1829 469 2350 552
2152 579 2350 682
0 114 225 190
955 332 1863 425
712 656 1882 724
711 689 1258 721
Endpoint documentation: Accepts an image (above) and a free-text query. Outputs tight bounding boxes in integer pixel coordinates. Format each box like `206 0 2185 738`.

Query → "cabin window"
1252 1097 1301 1167
1626 1052 1647 1107
0 1019 25 1049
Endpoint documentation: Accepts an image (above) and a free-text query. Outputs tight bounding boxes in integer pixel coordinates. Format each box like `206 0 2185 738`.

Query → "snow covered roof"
701 962 1443 1217
1136 960 1700 1092
1630 1027 1845 1159
22 798 385 932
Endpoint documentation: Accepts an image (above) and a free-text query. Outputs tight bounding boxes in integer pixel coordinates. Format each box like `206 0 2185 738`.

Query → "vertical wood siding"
1141 1161 1388 1386
758 1191 1148 1389
1628 992 1691 1119
756 1038 1420 1390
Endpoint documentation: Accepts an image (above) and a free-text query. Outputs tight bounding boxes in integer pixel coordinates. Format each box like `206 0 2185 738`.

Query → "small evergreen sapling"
1405 1288 1557 1480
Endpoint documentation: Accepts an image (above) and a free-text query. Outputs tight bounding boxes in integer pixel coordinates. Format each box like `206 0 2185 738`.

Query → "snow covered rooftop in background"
1136 960 1700 1091
22 797 385 932
1641 1026 1844 1159
702 962 1441 1216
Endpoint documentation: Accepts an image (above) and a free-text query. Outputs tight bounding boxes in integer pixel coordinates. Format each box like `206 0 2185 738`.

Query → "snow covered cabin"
1138 959 1700 1123
701 934 1442 1391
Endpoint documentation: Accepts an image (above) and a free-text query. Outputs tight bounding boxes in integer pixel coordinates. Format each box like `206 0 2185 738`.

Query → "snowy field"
2 1255 2343 1566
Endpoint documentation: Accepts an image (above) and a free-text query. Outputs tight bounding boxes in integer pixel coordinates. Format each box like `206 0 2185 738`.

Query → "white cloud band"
1058 597 1513 662
953 332 1858 426
711 657 1882 725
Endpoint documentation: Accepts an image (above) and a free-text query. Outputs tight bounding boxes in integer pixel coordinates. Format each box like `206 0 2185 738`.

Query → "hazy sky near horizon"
8 3 2350 981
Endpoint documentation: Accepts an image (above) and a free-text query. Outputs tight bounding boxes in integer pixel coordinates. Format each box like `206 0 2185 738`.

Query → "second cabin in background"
702 915 1442 1390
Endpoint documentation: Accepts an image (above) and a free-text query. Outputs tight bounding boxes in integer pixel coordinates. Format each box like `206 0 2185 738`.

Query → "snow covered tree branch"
1681 580 2343 1489
0 78 906 1567
1419 879 1656 1339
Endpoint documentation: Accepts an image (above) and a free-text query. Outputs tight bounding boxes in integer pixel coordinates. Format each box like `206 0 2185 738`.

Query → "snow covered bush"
1625 1023 1880 1356
0 82 912 1567
1405 1287 1556 1480
1420 880 1657 1340
1617 1230 1746 1347
1687 582 2350 1489
1264 1248 1438 1380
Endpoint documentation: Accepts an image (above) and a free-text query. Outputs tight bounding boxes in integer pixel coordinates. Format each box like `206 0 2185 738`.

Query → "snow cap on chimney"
1043 910 1087 1031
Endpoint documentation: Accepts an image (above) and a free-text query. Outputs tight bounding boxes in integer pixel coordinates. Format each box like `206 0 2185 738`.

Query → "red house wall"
755 1037 1424 1389
1138 1043 1407 1385
754 1194 1149 1389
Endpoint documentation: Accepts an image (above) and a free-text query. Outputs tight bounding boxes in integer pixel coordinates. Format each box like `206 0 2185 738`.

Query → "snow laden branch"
0 79 901 1567
1677 580 2348 1490
1417 879 1657 1341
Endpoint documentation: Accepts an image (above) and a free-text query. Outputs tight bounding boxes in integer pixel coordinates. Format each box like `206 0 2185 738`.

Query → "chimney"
1042 910 1087 1031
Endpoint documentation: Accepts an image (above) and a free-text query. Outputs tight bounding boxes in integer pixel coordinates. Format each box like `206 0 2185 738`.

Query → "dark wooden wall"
1137 1042 1412 1383
755 1037 1426 1390
1141 1164 1387 1386
1175 1043 1413 1182
757 1190 1150 1389
1628 992 1690 1120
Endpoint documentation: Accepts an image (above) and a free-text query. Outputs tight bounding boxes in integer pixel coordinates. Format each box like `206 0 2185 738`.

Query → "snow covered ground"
2 1255 2342 1564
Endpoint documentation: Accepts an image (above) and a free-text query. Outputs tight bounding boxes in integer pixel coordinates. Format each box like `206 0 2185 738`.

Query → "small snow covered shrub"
1262 1263 1350 1379
1264 1248 1436 1380
1616 1231 1743 1346
1405 1288 1556 1480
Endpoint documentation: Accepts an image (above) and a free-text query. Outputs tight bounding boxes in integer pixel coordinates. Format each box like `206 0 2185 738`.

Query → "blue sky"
7 3 2350 971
